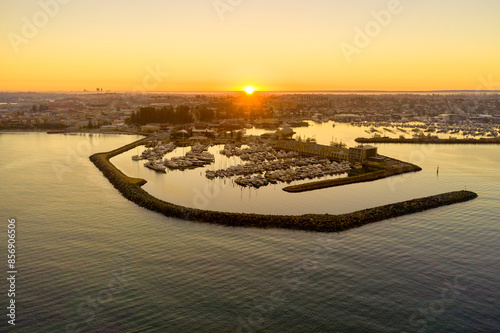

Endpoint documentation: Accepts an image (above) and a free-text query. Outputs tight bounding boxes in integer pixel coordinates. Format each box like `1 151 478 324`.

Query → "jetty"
283 162 421 193
89 139 477 232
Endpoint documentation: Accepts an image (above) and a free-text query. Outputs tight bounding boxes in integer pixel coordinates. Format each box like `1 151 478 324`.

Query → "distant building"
311 113 323 122
254 118 280 128
141 124 161 132
275 140 350 161
101 125 118 130
192 128 215 137
349 145 378 163
470 114 494 123
75 120 89 129
333 114 361 122
111 120 127 129
437 114 467 123
275 127 295 140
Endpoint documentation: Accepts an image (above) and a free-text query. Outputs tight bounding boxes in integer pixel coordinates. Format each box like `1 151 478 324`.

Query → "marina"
133 142 216 171
131 139 355 188
90 139 478 231
128 132 398 190
106 121 497 216
209 142 353 187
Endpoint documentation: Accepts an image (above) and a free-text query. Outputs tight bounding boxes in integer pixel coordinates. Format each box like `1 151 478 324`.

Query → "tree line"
127 103 272 125
127 105 216 125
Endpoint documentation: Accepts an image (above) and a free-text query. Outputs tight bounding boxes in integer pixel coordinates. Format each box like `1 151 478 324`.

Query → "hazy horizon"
1 89 500 94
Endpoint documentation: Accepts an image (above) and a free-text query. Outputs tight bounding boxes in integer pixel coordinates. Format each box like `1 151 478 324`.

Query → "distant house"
76 120 89 129
275 127 295 139
254 118 280 128
192 128 215 137
333 114 362 122
112 120 127 128
101 125 118 130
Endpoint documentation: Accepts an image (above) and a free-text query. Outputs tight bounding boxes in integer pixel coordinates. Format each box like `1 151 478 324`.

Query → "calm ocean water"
0 130 499 332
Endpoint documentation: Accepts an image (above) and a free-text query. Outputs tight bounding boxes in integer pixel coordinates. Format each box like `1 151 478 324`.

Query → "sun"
244 86 255 94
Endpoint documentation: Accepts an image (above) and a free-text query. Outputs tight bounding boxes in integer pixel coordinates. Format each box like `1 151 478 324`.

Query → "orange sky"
1 0 499 92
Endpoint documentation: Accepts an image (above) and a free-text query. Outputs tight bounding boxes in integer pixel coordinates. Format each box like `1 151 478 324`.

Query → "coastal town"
3 91 498 192
1 91 499 138
3 91 498 191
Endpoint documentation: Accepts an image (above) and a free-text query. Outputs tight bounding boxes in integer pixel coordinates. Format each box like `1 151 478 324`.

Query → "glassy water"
0 131 498 332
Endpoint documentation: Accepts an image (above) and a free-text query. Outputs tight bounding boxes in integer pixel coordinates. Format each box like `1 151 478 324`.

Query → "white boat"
164 160 179 168
145 161 167 172
189 159 205 167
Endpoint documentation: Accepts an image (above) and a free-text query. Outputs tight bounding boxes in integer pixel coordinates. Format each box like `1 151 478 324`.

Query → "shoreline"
0 128 149 136
89 140 477 232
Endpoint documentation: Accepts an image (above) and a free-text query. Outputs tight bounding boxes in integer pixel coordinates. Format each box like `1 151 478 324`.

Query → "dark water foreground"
90 139 478 232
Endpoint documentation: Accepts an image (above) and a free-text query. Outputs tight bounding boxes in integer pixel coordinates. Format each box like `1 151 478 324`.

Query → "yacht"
145 161 167 172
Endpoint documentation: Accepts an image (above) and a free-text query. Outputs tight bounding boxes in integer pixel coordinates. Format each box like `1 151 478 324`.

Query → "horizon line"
1 89 500 94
